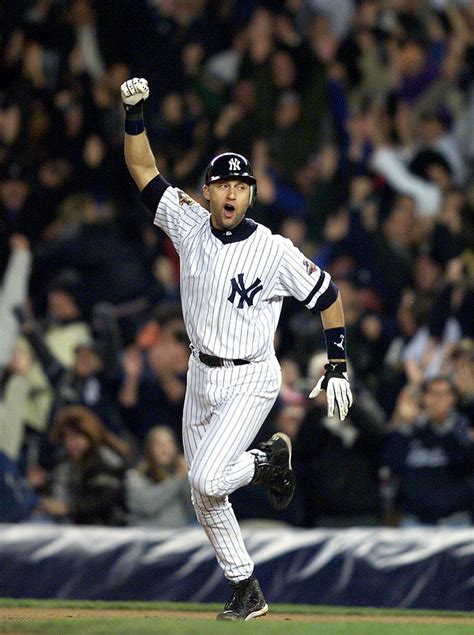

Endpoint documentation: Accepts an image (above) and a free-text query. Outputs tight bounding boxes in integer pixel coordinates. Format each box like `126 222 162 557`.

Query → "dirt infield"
1 607 474 625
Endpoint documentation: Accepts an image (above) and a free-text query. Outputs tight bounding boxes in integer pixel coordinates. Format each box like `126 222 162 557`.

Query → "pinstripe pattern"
151 187 332 581
154 188 332 361
183 354 281 580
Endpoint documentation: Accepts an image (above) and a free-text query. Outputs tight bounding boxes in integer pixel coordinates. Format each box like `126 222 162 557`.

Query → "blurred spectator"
39 270 91 366
380 290 431 416
0 234 32 369
0 343 32 462
67 0 106 82
270 91 313 184
332 276 387 395
294 352 385 527
279 357 307 407
428 256 474 340
417 112 466 186
213 79 259 160
306 143 344 243
10 270 92 443
126 426 193 528
32 197 156 309
430 190 472 267
274 404 306 441
449 339 474 425
403 304 461 386
370 129 442 217
16 303 125 439
382 377 474 527
33 405 129 525
0 165 40 252
119 308 189 444
0 450 38 523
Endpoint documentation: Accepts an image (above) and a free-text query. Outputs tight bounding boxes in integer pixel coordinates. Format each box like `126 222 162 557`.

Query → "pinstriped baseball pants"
183 352 281 581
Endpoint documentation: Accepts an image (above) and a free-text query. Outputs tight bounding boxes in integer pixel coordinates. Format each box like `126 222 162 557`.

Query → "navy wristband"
124 101 145 135
324 327 347 360
125 118 145 135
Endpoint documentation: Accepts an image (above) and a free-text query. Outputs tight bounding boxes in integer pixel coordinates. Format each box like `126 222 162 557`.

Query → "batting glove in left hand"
309 362 353 420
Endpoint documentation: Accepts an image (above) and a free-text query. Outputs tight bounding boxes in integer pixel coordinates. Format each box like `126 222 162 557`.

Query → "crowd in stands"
1 0 473 529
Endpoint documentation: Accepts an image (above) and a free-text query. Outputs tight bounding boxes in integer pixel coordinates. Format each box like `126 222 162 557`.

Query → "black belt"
198 352 250 368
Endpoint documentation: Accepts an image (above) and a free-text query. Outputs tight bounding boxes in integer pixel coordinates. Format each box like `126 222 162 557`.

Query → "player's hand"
121 77 150 106
309 362 353 420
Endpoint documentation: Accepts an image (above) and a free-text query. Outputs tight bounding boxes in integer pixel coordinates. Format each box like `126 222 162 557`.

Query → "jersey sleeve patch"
303 259 318 275
177 190 198 207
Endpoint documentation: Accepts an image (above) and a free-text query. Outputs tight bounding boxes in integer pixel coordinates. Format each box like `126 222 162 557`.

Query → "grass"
1 599 473 635
1 618 474 635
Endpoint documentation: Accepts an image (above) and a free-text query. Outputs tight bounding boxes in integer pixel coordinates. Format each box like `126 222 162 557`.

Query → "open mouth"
224 204 235 217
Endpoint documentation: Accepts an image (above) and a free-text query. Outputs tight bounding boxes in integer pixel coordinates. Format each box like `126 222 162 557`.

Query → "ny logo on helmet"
229 157 241 171
228 273 262 308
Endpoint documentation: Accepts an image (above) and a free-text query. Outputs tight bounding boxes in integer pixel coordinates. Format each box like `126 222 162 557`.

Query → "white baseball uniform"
141 175 336 581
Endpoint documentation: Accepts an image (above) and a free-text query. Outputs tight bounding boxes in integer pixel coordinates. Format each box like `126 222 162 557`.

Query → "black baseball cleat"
250 432 296 511
217 576 268 621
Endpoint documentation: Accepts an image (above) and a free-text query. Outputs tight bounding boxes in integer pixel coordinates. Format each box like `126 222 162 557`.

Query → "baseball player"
121 78 352 621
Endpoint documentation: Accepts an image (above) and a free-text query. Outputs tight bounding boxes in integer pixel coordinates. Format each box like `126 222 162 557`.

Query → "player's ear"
202 184 210 201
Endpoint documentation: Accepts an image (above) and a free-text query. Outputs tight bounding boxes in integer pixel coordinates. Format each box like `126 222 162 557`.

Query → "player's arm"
310 291 353 421
320 292 345 361
121 78 159 191
121 78 208 250
275 239 352 418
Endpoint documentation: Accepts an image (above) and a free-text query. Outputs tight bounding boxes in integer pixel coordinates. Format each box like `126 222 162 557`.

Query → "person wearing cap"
121 77 352 621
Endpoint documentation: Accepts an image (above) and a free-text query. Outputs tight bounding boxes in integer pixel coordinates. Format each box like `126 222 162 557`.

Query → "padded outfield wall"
0 524 473 610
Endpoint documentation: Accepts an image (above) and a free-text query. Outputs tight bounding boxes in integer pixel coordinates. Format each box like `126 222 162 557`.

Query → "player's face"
205 179 250 230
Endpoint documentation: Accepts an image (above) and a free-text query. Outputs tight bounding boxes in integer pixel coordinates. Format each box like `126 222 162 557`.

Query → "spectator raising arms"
0 235 32 370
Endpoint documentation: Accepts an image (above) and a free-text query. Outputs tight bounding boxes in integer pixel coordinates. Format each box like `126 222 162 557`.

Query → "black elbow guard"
313 280 339 312
140 174 171 215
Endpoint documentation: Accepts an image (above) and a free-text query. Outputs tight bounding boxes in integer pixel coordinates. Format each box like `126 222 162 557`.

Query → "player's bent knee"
189 467 227 498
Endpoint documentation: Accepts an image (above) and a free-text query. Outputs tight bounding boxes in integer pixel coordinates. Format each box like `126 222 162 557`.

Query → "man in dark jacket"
382 377 474 526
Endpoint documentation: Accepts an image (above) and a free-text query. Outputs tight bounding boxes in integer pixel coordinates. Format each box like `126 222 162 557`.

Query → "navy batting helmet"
204 152 257 207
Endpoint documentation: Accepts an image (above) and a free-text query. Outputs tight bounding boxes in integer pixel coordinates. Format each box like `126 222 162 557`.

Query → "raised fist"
121 78 150 106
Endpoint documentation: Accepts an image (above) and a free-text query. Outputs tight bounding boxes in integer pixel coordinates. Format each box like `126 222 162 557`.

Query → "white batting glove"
121 77 150 106
309 362 353 420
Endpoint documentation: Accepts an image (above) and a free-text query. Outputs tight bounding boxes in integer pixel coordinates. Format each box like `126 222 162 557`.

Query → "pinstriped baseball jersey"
138 174 338 582
153 185 332 360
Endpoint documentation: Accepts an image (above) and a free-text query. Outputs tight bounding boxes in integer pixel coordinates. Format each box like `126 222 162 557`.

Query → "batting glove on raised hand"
121 77 150 106
309 362 353 420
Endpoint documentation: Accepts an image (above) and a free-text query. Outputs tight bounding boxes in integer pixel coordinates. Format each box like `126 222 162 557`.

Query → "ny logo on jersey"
229 157 241 171
228 273 263 308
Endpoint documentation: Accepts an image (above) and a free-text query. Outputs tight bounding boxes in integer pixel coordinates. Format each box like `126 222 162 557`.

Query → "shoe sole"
271 432 292 469
245 603 269 621
217 603 269 621
267 433 295 511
